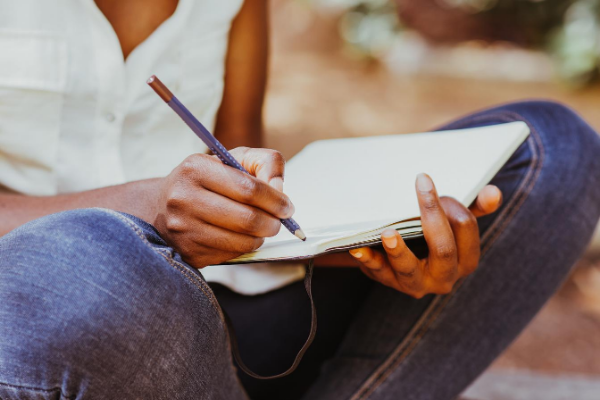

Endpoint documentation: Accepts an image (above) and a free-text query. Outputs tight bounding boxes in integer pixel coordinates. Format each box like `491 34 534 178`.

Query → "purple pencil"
147 75 306 241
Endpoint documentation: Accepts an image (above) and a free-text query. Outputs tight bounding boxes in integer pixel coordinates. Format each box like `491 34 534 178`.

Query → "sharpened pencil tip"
295 229 307 241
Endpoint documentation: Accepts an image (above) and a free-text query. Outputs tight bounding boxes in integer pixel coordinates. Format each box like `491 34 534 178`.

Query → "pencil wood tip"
295 229 307 241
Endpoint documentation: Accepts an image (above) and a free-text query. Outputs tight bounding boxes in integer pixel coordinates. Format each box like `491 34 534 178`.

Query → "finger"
175 240 242 269
166 216 265 254
230 147 286 192
416 173 458 283
353 245 426 296
190 223 265 254
380 229 420 279
440 197 480 276
469 185 502 218
350 247 399 286
349 247 388 271
184 154 295 219
191 188 281 237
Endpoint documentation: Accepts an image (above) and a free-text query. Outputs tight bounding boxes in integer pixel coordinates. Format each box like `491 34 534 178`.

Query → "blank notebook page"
274 121 530 242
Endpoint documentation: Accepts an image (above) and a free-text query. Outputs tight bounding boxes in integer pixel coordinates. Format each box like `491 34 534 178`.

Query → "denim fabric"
1 101 599 400
0 209 246 400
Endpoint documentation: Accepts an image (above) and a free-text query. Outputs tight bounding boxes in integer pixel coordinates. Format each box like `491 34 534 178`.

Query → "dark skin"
214 0 268 149
0 0 502 298
351 178 501 298
93 0 179 60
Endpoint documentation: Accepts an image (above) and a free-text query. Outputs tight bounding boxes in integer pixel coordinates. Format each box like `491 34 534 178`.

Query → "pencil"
147 75 306 242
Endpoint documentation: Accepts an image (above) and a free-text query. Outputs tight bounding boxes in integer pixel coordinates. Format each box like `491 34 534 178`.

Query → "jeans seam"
154 248 224 317
103 210 224 318
0 380 76 400
102 210 242 385
479 116 544 254
153 250 243 379
350 112 544 399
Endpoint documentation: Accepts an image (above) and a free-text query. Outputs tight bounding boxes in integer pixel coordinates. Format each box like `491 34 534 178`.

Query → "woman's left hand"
350 173 502 298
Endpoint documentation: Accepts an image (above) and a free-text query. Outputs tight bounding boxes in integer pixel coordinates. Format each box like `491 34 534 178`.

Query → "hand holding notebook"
227 121 530 264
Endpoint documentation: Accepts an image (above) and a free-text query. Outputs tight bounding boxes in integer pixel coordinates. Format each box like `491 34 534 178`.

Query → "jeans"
1 101 599 400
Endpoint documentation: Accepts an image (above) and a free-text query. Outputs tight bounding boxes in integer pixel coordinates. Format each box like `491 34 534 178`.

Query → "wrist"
124 178 164 225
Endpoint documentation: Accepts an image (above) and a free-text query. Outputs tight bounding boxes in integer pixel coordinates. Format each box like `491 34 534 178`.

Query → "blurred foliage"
550 0 600 86
311 0 600 86
337 0 401 57
443 0 574 45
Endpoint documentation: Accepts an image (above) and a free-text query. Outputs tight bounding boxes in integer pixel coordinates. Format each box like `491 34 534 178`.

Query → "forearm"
0 179 161 237
214 0 268 150
217 126 263 149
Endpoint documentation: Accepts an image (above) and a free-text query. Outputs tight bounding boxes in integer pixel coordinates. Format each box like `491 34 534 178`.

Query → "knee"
502 99 578 118
503 101 600 223
491 101 600 189
0 209 227 390
499 100 579 122
0 209 158 350
1 209 147 295
500 100 599 160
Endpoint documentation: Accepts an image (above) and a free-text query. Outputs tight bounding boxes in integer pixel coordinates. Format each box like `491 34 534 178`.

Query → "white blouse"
0 0 305 295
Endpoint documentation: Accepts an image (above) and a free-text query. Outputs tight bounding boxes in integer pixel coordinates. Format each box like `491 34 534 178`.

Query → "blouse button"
105 112 116 123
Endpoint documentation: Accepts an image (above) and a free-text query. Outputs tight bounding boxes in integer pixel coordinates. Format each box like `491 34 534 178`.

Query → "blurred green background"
312 0 600 87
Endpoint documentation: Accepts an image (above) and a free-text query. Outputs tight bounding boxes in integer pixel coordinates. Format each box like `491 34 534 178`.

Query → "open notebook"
226 122 530 264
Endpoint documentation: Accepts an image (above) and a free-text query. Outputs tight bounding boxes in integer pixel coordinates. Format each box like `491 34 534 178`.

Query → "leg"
0 209 247 400
299 101 600 399
212 267 374 400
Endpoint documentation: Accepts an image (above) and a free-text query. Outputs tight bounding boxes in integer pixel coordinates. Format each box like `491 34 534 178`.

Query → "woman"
1 0 599 399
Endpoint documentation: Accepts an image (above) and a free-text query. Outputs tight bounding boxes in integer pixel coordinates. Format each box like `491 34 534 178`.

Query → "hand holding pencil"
148 75 306 241
151 148 298 267
146 75 305 268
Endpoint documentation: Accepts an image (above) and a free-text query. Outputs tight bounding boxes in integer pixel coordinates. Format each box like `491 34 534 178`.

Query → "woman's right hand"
153 148 295 268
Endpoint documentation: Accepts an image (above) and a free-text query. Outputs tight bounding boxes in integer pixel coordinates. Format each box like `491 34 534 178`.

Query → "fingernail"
269 177 284 192
382 230 397 249
350 249 363 258
416 173 433 192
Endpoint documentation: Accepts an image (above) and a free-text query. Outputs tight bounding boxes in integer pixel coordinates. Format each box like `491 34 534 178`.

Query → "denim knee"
496 100 599 167
477 101 600 266
510 101 600 207
0 209 237 398
460 100 600 203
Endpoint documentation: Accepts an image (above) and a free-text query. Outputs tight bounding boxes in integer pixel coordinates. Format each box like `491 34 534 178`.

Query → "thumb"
469 185 502 217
